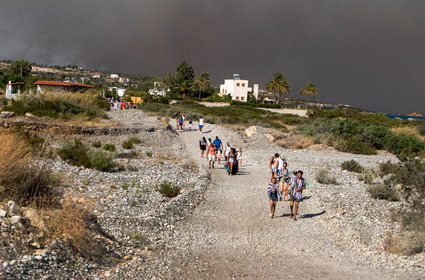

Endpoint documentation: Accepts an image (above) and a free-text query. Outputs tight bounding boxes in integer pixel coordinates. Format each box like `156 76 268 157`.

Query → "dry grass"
0 131 57 205
391 126 424 140
384 231 425 256
274 134 313 149
46 199 107 259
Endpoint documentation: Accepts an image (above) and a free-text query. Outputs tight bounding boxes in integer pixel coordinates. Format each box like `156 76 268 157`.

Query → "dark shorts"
279 177 290 183
200 145 206 151
289 193 303 202
268 192 278 202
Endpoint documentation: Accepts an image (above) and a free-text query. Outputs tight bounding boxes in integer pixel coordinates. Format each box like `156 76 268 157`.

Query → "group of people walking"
199 136 242 175
267 153 306 221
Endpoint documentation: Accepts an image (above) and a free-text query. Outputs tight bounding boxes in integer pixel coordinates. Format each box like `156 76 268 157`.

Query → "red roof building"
34 80 94 93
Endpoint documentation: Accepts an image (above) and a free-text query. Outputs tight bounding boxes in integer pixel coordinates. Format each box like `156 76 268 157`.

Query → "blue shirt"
212 139 222 149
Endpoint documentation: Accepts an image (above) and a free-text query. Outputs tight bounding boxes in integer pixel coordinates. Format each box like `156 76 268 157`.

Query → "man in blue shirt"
212 136 222 152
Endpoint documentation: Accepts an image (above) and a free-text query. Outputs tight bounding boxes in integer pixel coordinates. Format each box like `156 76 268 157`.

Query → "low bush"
384 231 425 256
3 92 109 120
341 160 364 173
92 141 102 148
58 139 91 167
89 150 116 172
0 132 57 205
122 140 134 149
157 182 181 198
358 168 377 185
103 143 116 152
334 137 377 155
418 125 425 136
367 184 399 201
128 137 142 144
146 151 153 157
315 168 338 185
378 161 400 176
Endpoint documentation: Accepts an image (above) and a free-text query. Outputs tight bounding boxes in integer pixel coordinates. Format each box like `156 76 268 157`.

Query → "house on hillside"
5 81 24 99
110 74 119 79
34 81 94 93
219 74 259 102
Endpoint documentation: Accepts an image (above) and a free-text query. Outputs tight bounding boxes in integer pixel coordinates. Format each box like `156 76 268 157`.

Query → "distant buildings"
5 81 23 99
110 74 119 79
219 74 259 102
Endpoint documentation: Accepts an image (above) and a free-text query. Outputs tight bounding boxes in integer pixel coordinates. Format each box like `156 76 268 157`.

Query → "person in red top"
207 143 216 169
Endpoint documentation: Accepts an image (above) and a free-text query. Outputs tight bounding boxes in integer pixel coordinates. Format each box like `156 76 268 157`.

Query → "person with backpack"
199 137 207 158
289 170 307 221
267 177 282 218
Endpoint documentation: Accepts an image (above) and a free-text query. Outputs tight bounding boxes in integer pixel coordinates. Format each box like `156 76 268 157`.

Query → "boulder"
7 201 20 215
0 111 15 118
0 209 6 218
264 133 275 142
23 209 46 231
245 126 257 138
10 215 21 225
25 113 36 118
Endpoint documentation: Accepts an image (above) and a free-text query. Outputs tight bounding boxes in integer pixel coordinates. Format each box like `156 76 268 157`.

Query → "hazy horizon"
1 1 424 115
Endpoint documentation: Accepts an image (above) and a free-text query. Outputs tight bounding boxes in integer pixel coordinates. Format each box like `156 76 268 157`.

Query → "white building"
219 74 259 102
148 82 169 96
5 81 23 99
110 74 119 79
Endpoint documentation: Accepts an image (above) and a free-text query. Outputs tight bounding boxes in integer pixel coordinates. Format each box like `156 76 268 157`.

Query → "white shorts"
208 155 216 161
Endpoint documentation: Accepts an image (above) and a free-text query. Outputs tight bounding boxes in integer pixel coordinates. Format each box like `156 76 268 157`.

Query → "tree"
173 61 194 96
265 73 290 104
7 60 32 77
194 72 211 99
300 82 319 110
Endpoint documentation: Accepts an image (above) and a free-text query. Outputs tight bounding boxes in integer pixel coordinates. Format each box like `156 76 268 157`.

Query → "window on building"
242 83 245 87
241 97 245 101
236 96 240 100
236 83 240 87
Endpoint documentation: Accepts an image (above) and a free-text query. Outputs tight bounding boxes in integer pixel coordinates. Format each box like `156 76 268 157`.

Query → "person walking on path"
212 136 222 152
207 143 217 169
178 114 184 132
289 170 307 221
237 147 243 167
199 137 207 158
227 147 237 176
199 116 205 132
224 142 231 161
279 162 291 201
267 177 282 218
269 153 279 177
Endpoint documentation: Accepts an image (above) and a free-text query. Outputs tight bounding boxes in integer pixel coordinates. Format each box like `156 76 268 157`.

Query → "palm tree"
299 82 319 110
176 80 192 97
194 72 211 99
265 73 290 104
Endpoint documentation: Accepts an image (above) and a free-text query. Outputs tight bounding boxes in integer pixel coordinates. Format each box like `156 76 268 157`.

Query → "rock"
245 126 257 138
7 201 20 215
10 215 21 224
0 111 15 118
25 112 36 118
0 209 6 218
23 209 46 230
264 133 275 142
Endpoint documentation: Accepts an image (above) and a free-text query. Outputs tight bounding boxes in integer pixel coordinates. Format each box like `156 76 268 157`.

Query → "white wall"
219 79 250 102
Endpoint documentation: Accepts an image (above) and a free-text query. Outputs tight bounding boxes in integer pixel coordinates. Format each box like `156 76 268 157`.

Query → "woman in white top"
198 116 205 132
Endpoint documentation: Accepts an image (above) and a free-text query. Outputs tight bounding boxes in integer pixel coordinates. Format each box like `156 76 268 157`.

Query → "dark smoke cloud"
1 0 424 114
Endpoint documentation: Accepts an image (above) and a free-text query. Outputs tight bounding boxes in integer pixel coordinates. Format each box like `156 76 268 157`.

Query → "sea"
386 114 425 121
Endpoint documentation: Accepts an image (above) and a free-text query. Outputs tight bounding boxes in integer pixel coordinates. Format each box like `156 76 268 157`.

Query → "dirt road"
170 125 414 279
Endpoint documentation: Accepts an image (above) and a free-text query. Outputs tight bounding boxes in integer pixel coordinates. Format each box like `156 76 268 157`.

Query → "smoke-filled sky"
1 0 424 114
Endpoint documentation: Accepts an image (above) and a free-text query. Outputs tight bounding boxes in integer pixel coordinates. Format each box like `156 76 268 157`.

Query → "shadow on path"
301 210 326 219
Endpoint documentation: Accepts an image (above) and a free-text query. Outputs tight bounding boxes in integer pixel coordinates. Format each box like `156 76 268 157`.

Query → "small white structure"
118 77 130 83
219 74 259 102
92 74 101 79
5 81 23 99
110 74 119 79
148 82 169 96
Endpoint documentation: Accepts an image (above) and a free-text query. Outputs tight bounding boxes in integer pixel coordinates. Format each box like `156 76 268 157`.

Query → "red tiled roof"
34 80 94 88
6 82 24 85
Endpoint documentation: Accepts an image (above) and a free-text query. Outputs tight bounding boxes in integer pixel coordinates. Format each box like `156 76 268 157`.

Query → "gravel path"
167 124 422 279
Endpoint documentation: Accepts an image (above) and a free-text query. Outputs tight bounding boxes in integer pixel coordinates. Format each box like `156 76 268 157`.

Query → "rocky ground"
0 109 424 279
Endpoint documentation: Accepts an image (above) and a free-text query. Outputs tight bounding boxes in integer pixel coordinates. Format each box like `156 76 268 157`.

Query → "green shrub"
122 140 134 149
315 168 338 185
341 160 364 173
157 182 181 198
58 139 91 167
334 137 377 155
146 151 153 157
378 161 399 176
92 141 102 148
89 150 115 172
367 184 399 201
358 168 377 185
128 137 142 144
103 143 116 152
385 133 425 157
362 125 391 149
418 125 425 136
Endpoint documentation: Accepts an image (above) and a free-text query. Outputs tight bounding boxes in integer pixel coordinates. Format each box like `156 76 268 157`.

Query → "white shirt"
278 158 285 170
199 118 204 125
